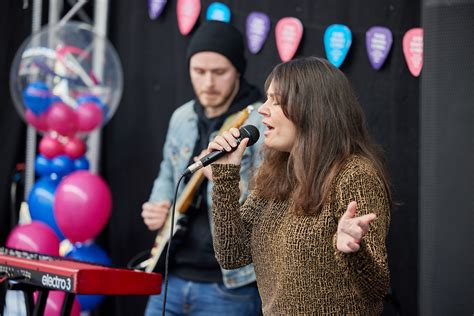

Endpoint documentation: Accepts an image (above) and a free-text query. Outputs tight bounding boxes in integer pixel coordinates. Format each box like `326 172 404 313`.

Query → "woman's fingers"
337 211 378 253
222 131 239 148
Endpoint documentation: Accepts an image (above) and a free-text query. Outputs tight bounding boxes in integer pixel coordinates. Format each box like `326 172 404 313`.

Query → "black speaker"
420 0 474 315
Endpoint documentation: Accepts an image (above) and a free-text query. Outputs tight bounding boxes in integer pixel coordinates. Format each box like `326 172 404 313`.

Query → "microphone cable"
161 173 185 316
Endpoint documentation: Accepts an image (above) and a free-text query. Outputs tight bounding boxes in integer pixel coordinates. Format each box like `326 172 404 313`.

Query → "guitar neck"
175 169 205 213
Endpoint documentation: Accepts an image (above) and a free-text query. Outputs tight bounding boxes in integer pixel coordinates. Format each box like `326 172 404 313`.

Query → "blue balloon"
35 154 52 176
23 81 51 115
49 95 62 104
77 94 103 106
73 156 90 171
65 243 112 265
28 177 64 239
98 102 109 121
76 294 104 312
50 155 75 177
66 243 111 311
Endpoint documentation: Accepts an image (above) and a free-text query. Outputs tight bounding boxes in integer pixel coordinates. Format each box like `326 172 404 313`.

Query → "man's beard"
198 86 236 109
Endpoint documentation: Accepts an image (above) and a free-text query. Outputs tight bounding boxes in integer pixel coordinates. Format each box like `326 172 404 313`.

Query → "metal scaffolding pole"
23 0 44 201
87 0 110 174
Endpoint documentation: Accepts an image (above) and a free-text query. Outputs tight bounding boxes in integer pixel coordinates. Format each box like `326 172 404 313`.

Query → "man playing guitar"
141 21 264 316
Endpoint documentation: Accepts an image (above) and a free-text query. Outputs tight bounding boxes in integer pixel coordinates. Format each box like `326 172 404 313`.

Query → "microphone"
183 125 260 176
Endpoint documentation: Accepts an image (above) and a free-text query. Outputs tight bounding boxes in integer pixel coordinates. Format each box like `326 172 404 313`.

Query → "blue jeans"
144 274 261 316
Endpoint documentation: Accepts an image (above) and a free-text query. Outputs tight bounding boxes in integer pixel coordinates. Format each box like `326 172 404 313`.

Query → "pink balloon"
6 221 60 256
34 291 81 316
64 137 86 159
25 109 49 132
47 102 78 136
54 171 112 243
39 135 64 159
76 102 103 132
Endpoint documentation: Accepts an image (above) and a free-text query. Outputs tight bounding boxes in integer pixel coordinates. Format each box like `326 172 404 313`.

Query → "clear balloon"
54 171 112 243
10 21 123 134
6 221 60 256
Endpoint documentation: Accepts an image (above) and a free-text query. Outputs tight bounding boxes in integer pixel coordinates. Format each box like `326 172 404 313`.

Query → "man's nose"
203 72 214 87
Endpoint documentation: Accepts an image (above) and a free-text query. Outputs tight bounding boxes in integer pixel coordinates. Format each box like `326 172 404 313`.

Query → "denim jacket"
149 100 264 288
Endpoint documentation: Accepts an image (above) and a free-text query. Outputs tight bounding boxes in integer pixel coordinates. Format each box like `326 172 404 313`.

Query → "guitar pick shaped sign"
366 26 393 70
403 28 423 77
275 17 303 62
148 0 167 20
324 24 352 68
246 12 270 54
206 2 231 22
177 0 201 35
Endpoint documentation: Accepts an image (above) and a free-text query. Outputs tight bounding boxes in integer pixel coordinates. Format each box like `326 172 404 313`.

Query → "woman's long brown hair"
253 57 391 215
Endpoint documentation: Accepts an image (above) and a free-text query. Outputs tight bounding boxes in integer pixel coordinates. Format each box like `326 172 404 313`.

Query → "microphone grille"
239 125 260 146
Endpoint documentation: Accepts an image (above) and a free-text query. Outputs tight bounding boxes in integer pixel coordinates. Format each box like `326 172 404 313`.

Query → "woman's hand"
336 201 377 253
207 127 249 165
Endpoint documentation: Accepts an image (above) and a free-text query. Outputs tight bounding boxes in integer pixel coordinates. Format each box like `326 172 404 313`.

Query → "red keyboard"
0 247 162 295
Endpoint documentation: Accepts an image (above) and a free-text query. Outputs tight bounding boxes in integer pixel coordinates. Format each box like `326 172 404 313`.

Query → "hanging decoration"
177 0 201 35
246 12 270 54
403 27 423 77
148 0 168 20
324 24 352 68
143 3 426 73
206 2 231 23
275 17 303 62
366 26 393 70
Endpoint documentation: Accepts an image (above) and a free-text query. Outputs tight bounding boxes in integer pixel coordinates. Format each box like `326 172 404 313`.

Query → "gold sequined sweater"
211 156 390 315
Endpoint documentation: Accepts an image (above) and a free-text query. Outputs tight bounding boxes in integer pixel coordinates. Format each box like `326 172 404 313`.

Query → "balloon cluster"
7 21 122 313
24 83 106 135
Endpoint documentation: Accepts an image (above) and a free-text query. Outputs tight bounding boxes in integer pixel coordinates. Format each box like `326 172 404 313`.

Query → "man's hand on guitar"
141 201 171 231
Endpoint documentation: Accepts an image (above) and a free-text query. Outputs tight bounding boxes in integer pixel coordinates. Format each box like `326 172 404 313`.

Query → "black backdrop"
0 1 420 315
0 1 31 245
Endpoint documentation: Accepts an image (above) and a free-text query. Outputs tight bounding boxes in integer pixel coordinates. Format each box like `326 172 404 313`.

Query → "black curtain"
420 0 474 314
104 1 419 315
0 1 32 245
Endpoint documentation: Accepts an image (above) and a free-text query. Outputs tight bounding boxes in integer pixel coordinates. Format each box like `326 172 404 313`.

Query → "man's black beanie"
186 21 246 74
